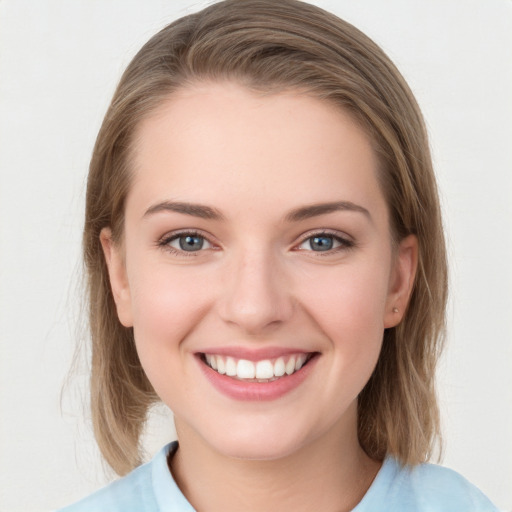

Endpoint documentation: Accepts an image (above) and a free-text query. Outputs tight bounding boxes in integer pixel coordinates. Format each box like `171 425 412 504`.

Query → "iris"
310 235 334 251
179 235 204 251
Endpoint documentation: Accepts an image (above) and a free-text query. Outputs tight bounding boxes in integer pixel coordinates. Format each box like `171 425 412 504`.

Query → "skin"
101 82 417 512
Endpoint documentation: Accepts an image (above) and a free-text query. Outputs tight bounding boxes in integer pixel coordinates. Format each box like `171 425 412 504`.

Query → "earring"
392 307 399 313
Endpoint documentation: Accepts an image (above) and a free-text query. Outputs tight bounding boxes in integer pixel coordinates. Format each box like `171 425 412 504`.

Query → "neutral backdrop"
0 1 511 511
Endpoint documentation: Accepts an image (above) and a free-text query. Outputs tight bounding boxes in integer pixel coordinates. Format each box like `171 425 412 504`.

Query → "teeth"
217 357 226 375
237 359 255 379
225 357 237 376
285 356 296 375
255 360 274 379
204 353 310 380
295 354 307 370
274 357 285 377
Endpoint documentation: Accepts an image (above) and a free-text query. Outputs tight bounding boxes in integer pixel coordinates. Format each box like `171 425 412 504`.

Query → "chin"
200 418 316 462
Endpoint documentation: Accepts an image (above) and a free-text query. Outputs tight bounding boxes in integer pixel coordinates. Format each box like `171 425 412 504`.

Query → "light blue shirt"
57 442 499 511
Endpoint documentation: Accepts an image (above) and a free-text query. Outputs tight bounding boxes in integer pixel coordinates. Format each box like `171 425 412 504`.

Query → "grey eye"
299 235 344 252
309 235 334 251
169 234 212 252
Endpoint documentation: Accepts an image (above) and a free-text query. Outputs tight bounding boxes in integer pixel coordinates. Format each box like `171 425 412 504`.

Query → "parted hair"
83 0 448 475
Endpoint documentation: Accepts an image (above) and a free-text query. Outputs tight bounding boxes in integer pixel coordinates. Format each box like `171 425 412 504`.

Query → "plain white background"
0 1 511 511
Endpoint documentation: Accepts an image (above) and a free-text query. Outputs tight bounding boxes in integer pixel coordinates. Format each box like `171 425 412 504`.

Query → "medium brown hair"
83 0 448 475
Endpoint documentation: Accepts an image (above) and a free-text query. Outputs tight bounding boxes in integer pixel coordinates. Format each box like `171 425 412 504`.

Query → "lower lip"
197 354 318 401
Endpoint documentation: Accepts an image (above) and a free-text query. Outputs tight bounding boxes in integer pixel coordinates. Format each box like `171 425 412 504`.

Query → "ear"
100 227 134 327
384 234 418 328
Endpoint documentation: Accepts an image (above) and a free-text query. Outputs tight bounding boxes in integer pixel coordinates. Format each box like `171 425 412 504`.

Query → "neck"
169 410 381 512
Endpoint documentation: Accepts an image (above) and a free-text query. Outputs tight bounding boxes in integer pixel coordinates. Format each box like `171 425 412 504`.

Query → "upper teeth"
204 354 309 380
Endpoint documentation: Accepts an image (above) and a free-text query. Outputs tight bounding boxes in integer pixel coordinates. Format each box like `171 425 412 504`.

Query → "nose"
218 247 294 335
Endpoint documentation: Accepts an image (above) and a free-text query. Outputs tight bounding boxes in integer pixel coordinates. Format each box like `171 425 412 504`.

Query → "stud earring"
392 307 399 313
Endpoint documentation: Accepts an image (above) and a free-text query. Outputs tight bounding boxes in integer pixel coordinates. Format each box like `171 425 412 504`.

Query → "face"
102 82 417 461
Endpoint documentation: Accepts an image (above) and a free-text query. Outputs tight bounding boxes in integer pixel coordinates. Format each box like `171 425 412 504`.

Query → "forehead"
128 82 386 222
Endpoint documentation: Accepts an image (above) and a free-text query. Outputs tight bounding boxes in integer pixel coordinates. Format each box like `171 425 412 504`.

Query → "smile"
201 353 312 382
197 349 319 401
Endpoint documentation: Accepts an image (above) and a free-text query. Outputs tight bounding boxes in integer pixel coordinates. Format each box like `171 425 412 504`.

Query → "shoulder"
404 461 499 511
357 457 500 512
59 464 153 512
56 460 156 512
56 442 193 512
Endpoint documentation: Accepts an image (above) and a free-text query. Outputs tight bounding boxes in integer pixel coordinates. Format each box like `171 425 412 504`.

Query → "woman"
59 1 499 510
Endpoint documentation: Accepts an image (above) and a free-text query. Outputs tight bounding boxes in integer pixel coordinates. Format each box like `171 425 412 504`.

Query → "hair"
83 0 448 476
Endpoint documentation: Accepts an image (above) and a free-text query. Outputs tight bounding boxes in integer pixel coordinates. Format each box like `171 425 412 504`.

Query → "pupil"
179 235 204 251
311 236 333 251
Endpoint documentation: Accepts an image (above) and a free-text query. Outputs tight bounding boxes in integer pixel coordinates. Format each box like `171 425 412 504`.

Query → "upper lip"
196 346 315 362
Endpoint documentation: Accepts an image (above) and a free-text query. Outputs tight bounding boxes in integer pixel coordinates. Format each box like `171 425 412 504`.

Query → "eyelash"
295 229 355 255
157 229 355 257
157 229 214 257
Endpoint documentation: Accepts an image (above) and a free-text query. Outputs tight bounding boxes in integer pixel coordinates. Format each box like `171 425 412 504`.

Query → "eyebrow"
143 200 371 223
284 201 371 222
143 201 226 220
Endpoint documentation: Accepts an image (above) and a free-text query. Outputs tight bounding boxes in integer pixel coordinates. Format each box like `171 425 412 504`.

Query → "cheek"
128 262 214 353
127 264 217 406
285 261 390 420
297 259 390 370
301 261 390 333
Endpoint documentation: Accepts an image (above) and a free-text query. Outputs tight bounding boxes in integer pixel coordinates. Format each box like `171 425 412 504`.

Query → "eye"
161 232 213 253
297 232 353 253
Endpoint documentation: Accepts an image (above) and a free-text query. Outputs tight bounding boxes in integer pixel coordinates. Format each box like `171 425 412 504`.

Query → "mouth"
199 352 316 383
